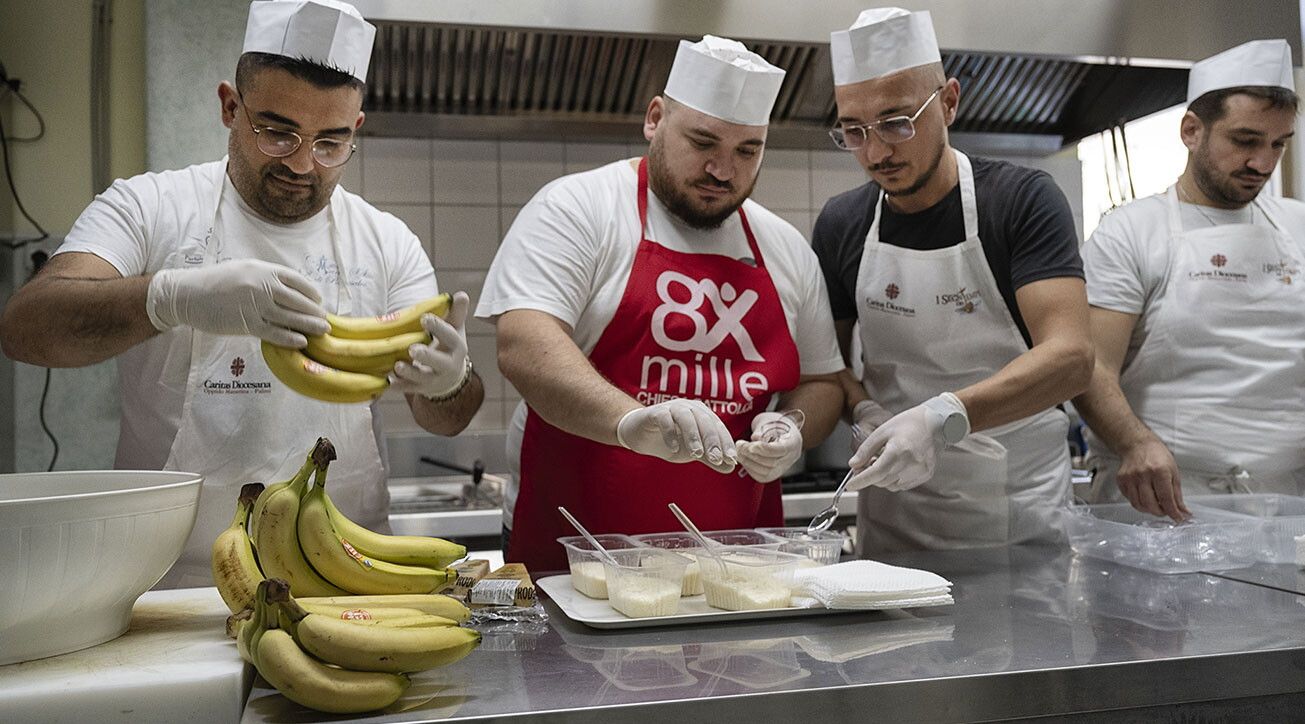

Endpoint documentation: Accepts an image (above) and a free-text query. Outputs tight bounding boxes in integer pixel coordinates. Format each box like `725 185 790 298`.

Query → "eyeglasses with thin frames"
829 86 944 151
238 95 357 168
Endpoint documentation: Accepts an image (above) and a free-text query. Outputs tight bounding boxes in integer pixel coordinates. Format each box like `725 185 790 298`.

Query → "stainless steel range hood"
351 0 1300 153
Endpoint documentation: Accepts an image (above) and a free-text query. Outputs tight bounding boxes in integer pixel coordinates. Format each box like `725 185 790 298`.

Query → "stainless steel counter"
241 546 1305 723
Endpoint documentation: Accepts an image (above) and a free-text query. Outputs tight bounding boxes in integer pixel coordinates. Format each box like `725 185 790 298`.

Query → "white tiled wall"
352 137 1080 435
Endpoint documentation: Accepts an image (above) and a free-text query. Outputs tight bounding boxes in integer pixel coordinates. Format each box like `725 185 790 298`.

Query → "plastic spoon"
557 506 620 566
667 502 728 570
806 424 870 535
806 468 854 535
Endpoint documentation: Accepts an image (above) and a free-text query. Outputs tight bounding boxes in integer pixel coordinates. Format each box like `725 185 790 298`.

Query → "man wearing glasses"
812 8 1092 553
0 0 482 587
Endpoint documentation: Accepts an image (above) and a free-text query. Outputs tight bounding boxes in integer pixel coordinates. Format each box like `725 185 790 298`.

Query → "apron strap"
955 149 979 240
636 156 765 267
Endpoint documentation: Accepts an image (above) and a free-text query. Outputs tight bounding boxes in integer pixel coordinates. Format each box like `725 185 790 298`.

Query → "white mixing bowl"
0 470 202 665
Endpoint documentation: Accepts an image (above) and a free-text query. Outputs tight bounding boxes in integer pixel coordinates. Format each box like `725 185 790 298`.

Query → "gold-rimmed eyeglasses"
239 97 356 168
829 86 944 150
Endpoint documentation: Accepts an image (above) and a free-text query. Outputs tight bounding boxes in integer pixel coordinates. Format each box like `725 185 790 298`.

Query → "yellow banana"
255 629 409 713
327 293 452 340
284 604 481 673
314 474 466 569
211 482 266 613
298 464 455 595
298 603 431 621
303 331 429 375
296 594 471 622
261 342 389 404
251 444 349 597
237 581 274 665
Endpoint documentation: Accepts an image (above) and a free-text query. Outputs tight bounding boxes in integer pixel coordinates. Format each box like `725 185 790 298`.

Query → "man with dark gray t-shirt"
817 7 1093 555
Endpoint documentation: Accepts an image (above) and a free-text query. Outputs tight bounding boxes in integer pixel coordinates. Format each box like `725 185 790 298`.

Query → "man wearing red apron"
478 36 846 572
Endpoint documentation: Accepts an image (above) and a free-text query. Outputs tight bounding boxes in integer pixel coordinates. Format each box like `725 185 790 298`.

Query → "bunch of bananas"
212 436 467 609
261 293 452 403
233 579 480 714
213 437 478 713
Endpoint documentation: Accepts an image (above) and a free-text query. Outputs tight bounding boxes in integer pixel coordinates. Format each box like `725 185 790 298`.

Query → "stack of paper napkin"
791 560 953 609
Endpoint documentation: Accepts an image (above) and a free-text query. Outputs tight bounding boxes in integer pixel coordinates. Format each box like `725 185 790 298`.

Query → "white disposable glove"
850 398 894 451
847 393 969 492
734 411 803 483
616 399 737 473
146 259 330 348
391 291 472 400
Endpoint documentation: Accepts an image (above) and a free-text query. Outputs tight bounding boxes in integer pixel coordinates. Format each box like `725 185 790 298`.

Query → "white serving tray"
537 574 949 630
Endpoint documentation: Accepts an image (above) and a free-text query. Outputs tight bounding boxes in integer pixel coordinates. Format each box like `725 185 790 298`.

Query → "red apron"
508 158 801 572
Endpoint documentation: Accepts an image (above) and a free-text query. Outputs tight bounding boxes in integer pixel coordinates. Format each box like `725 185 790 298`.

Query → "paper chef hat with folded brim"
663 35 786 126
830 7 941 86
1187 39 1296 104
243 0 377 83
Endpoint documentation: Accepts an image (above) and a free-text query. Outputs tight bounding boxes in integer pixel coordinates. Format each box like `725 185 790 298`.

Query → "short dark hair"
1188 85 1299 124
235 52 366 95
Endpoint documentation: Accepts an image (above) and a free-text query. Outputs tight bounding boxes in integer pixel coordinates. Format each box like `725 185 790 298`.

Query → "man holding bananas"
0 0 483 587
478 37 846 571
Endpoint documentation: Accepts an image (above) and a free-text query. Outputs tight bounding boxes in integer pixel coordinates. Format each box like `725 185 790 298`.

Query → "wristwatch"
924 393 970 445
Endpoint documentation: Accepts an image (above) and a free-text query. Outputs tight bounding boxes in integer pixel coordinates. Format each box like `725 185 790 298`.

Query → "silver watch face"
942 413 967 444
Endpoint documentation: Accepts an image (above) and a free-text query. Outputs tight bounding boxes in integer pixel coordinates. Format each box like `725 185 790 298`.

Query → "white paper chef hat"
663 35 786 126
1187 39 1295 104
243 0 377 82
830 7 941 86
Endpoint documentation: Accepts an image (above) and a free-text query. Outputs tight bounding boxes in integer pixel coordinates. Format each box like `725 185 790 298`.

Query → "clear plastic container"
631 532 706 595
601 548 690 618
1064 503 1269 574
701 529 784 549
756 527 845 566
694 546 805 611
1186 494 1305 564
557 534 643 599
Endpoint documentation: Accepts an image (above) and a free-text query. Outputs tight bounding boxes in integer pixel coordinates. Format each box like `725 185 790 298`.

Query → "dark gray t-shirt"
811 155 1083 345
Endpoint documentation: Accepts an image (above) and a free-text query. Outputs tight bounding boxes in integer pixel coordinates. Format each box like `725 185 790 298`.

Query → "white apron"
156 168 388 588
1087 186 1305 501
854 150 1071 554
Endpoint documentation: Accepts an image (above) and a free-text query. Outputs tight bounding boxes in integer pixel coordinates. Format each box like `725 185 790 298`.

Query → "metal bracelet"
423 355 474 402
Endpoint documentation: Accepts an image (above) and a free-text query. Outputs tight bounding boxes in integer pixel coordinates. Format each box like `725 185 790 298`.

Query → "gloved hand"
734 411 803 483
850 398 894 450
391 291 473 400
146 259 330 347
847 393 969 492
616 399 737 473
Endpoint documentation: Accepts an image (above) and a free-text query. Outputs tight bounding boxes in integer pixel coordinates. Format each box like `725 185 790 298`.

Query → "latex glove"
1116 433 1189 522
850 398 894 451
847 393 969 492
391 291 472 400
146 259 329 348
616 399 737 473
734 411 803 483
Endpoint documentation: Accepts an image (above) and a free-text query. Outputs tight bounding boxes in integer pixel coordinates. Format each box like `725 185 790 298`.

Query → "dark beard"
646 137 753 230
227 136 332 223
882 139 946 200
1191 142 1265 208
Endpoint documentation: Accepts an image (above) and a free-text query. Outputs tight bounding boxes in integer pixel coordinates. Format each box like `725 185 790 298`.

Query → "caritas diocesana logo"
1210 254 1227 268
865 280 915 316
202 356 271 394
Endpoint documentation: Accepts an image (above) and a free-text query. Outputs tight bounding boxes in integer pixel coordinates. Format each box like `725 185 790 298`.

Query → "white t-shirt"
1082 189 1305 371
57 160 437 470
476 158 845 525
